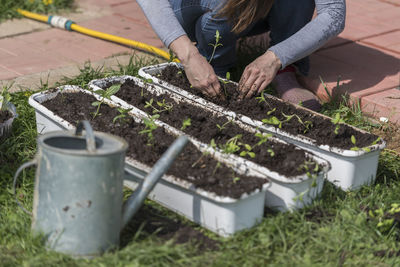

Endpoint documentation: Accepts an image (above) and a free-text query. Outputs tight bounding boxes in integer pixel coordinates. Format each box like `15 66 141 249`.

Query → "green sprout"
331 112 345 134
232 176 241 184
282 113 313 134
219 134 242 155
144 98 173 114
219 72 231 98
212 162 221 175
262 116 282 128
181 118 191 131
112 107 132 124
91 84 121 119
216 119 233 132
208 30 223 64
239 143 256 158
139 114 160 145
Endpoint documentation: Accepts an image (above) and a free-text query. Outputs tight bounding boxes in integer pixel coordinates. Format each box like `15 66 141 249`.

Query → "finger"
245 78 266 99
238 70 250 97
244 83 259 99
256 80 270 96
211 78 221 96
240 74 258 99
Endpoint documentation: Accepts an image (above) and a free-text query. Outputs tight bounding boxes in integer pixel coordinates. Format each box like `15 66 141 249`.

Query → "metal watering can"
13 121 188 257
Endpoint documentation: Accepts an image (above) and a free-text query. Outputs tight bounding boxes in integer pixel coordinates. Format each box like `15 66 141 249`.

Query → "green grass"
1 54 400 266
0 0 74 22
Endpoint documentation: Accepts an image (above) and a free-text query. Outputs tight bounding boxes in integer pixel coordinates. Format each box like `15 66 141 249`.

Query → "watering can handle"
75 120 96 153
12 159 37 216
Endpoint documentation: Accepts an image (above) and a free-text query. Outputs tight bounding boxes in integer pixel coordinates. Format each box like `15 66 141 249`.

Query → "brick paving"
0 0 399 124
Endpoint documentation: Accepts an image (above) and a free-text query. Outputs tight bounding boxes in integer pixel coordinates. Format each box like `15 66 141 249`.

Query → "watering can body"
32 136 125 256
14 121 188 257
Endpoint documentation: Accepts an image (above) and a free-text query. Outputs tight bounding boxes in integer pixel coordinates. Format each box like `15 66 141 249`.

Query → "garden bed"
29 86 271 236
89 76 331 210
138 63 386 190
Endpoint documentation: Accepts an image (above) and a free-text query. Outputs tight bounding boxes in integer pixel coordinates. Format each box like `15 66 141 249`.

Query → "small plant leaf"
351 135 356 145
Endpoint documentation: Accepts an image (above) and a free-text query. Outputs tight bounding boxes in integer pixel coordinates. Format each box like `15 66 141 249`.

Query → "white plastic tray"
28 86 270 236
138 62 386 191
89 76 331 211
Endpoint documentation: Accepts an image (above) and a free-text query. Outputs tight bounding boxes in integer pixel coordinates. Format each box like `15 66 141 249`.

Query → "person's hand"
183 52 222 98
238 50 281 99
169 35 221 98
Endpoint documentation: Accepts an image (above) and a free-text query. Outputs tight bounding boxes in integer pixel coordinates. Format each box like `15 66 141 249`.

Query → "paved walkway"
0 0 399 124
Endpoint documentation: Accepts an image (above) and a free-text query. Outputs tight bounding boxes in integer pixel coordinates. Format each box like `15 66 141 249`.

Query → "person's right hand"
182 52 221 98
169 35 221 98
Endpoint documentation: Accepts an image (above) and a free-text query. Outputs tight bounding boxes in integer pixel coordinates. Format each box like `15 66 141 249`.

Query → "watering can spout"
121 135 189 229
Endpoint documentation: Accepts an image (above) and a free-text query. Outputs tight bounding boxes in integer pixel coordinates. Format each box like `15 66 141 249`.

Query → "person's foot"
272 70 322 112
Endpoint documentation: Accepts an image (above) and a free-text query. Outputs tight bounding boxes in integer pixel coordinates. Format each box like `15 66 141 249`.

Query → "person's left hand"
238 50 282 99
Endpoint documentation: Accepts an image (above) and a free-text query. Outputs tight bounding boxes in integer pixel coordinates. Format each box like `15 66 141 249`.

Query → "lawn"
1 54 400 266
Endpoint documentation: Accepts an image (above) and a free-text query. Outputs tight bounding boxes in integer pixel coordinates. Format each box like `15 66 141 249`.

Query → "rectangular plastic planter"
28 86 270 237
89 76 331 211
138 62 386 191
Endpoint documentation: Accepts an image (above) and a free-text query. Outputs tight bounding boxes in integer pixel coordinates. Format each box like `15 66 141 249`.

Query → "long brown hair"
217 0 275 34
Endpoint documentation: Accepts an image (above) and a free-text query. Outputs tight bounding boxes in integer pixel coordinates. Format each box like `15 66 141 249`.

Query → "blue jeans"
169 0 315 76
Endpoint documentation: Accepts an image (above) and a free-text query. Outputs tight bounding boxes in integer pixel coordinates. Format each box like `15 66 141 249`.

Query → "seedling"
262 116 282 128
216 119 233 132
282 113 313 133
219 134 242 155
219 72 231 98
299 160 320 187
350 135 374 152
208 30 222 64
349 135 363 151
112 107 132 124
232 176 241 184
91 84 121 119
239 143 256 158
139 114 160 145
144 98 173 114
191 150 210 168
331 112 345 134
212 162 221 175
255 90 273 109
181 118 191 130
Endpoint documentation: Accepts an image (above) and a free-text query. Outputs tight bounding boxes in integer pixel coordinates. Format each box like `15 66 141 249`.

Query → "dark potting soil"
41 91 267 199
121 204 219 251
115 79 320 178
155 65 380 150
0 109 12 123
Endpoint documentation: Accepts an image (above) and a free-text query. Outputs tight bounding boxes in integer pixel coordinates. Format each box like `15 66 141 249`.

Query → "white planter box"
89 76 331 211
138 63 386 191
28 86 271 237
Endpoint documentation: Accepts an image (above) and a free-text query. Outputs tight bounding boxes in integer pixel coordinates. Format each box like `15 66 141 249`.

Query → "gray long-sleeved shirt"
136 0 346 69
